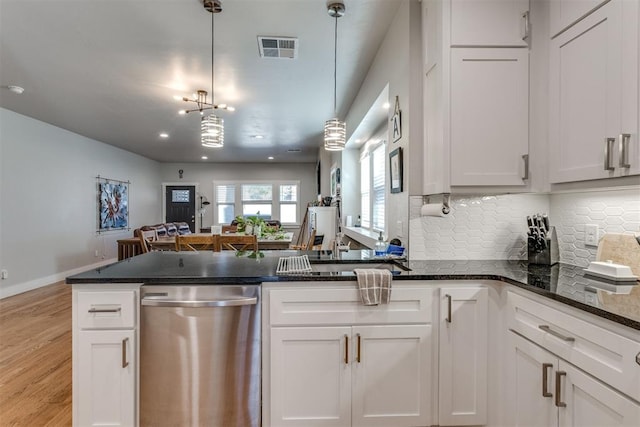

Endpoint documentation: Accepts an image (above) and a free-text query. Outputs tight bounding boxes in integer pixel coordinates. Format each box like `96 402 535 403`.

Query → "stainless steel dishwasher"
140 284 261 427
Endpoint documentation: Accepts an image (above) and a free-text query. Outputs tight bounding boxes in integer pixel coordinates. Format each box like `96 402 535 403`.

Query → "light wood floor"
0 282 72 426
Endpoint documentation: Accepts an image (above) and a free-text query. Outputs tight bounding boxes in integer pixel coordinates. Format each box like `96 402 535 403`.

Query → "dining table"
117 232 294 261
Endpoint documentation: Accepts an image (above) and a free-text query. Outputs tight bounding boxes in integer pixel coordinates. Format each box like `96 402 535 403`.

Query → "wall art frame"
97 175 130 233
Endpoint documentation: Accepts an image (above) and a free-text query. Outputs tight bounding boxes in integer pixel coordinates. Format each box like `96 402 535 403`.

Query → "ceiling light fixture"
324 1 346 151
159 132 169 138
268 156 274 160
6 85 25 94
180 0 233 148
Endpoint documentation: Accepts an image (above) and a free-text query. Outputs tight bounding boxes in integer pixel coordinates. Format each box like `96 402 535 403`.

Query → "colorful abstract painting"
98 180 129 230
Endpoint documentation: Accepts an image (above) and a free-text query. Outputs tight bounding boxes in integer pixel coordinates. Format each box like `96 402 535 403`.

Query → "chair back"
138 229 158 254
218 234 258 252
290 228 316 250
175 234 219 252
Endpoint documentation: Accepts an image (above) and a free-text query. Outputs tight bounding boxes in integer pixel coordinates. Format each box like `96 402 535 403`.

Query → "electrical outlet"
585 224 599 246
1 269 8 280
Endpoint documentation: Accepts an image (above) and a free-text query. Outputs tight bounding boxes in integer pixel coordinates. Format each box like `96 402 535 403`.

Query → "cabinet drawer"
77 291 136 329
507 291 640 401
269 287 434 326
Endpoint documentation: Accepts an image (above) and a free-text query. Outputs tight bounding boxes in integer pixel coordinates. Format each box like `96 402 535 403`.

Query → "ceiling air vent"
258 36 298 59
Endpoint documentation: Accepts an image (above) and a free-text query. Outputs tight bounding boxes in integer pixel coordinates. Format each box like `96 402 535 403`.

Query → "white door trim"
161 182 200 231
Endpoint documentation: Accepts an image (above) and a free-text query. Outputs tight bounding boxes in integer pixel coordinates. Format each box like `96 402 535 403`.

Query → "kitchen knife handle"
555 371 567 407
542 363 553 397
619 133 631 168
604 137 616 171
522 154 529 180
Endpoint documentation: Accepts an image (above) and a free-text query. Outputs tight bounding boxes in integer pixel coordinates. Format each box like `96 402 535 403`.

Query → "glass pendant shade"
201 114 224 148
324 118 346 151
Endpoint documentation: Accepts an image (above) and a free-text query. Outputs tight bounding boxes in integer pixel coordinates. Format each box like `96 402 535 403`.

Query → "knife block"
528 226 559 265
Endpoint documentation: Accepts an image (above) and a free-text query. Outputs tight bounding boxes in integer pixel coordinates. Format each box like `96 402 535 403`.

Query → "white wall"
158 161 317 229
0 108 161 298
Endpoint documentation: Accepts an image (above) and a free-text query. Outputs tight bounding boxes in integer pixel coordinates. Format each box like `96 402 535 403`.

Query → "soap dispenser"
374 232 387 256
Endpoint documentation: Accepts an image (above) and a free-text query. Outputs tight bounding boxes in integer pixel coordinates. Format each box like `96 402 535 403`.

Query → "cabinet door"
558 361 640 427
506 332 558 427
549 0 632 183
438 287 488 426
351 325 432 427
450 0 530 47
450 48 529 186
76 330 135 427
270 326 352 427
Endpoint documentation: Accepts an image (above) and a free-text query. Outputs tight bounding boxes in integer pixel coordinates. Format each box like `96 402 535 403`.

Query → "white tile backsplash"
409 187 640 265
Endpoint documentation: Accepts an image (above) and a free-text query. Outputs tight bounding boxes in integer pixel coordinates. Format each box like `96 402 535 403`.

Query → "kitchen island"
67 250 640 427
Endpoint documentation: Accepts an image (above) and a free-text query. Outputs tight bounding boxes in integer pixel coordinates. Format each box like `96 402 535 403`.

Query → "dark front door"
165 185 196 232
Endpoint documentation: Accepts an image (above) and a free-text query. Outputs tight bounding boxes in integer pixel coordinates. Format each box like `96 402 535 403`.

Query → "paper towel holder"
422 193 451 215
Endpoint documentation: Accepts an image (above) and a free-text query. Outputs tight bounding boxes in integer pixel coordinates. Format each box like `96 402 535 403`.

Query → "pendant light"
324 1 346 151
180 0 233 148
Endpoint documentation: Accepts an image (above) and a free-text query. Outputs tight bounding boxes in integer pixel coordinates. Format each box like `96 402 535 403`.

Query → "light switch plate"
585 224 599 246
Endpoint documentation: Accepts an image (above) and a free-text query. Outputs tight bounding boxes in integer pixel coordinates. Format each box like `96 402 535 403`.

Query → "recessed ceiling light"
7 85 24 94
252 135 264 139
268 156 274 160
159 132 169 138
201 156 208 160
178 110 186 115
382 102 390 109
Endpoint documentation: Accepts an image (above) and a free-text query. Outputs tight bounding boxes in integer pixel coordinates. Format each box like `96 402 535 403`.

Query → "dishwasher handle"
141 296 257 308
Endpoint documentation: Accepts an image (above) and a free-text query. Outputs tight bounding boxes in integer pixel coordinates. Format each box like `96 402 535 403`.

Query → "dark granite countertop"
67 250 640 330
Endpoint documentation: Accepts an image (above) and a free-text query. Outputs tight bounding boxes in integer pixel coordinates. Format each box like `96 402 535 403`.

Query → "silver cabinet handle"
636 352 640 366
538 325 575 342
344 335 349 365
542 363 553 397
141 297 257 307
88 307 121 313
555 371 567 407
619 133 631 168
522 11 530 41
445 294 452 323
604 137 616 171
122 337 129 368
522 154 529 180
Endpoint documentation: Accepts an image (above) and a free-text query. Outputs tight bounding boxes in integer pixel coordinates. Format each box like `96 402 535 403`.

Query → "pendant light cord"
333 15 338 116
211 10 215 106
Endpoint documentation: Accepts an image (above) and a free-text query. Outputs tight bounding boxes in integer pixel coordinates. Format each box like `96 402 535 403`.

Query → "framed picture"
389 147 403 193
330 167 337 197
97 176 129 232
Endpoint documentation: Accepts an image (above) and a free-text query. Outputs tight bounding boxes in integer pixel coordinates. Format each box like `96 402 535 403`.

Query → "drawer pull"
555 371 567 407
538 325 575 342
344 335 349 365
619 133 631 168
122 337 129 368
356 333 361 363
542 363 553 397
604 137 616 171
636 352 640 366
88 307 121 313
445 294 452 323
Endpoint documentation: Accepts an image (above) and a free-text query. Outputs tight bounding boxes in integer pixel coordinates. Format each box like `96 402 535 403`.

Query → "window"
213 181 300 225
360 141 386 232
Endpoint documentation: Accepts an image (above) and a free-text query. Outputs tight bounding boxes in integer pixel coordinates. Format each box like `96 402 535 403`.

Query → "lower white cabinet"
76 330 136 427
438 286 489 426
507 331 640 426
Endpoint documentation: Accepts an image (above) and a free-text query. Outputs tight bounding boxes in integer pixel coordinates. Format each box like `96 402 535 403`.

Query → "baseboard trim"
0 258 118 299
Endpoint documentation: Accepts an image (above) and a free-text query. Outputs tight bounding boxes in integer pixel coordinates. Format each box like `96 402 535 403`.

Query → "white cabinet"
450 0 529 47
438 287 489 426
549 0 608 38
549 0 639 183
422 0 531 193
72 285 140 427
76 330 136 427
507 332 640 427
265 284 435 427
450 48 529 186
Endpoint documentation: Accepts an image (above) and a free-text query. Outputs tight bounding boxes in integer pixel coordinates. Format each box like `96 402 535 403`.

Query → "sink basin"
310 262 410 273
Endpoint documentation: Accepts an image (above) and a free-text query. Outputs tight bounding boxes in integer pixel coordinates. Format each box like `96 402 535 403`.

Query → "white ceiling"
0 0 400 163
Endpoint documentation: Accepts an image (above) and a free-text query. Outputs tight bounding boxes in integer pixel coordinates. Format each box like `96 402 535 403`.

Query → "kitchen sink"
310 262 410 273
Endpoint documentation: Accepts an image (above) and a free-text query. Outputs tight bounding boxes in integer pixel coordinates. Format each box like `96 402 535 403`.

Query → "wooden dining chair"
218 234 258 252
290 229 316 250
175 234 219 252
138 229 158 254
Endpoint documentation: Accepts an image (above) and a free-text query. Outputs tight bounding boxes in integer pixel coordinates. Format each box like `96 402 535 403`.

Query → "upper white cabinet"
422 0 531 194
450 48 529 186
450 0 530 46
549 0 639 183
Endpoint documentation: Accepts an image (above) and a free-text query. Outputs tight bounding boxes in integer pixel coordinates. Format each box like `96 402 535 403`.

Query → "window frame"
359 140 386 233
213 180 301 226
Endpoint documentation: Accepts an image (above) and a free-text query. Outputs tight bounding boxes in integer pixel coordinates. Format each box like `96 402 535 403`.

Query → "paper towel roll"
421 203 446 217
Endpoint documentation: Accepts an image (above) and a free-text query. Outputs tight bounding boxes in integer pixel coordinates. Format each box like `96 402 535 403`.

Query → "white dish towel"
354 269 393 306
